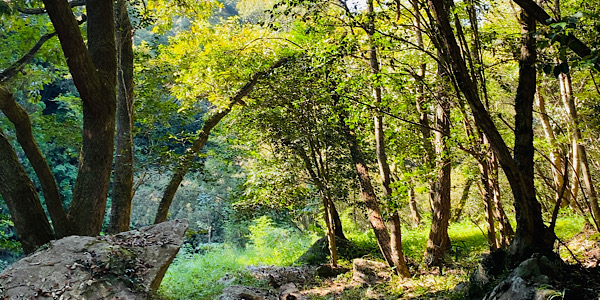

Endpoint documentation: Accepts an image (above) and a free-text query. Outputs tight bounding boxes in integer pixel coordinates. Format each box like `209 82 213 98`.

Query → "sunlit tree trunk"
424 91 452 266
338 102 396 270
364 0 410 277
536 91 567 204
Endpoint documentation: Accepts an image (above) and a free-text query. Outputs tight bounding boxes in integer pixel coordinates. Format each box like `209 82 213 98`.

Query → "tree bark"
338 106 395 270
0 128 54 253
366 0 409 278
0 86 71 237
426 0 554 259
154 57 290 224
425 95 452 266
42 0 118 236
108 0 135 234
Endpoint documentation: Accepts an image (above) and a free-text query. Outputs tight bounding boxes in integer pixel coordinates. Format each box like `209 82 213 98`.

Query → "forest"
1 0 600 298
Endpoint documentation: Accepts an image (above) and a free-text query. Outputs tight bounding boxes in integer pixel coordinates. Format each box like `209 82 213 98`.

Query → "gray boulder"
0 219 188 299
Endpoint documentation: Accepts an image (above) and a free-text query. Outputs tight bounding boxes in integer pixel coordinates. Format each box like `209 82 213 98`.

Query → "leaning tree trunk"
0 128 54 253
366 0 410 278
296 145 338 266
338 104 396 269
426 0 554 259
108 0 135 234
0 86 70 237
154 57 290 224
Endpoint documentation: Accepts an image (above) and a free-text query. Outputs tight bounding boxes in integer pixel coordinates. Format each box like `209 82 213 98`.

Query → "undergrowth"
158 216 317 299
159 213 588 300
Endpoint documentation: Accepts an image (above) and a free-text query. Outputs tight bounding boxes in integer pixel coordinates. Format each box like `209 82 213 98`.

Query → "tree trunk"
426 0 554 259
0 128 54 253
108 0 135 234
408 183 421 225
42 0 117 236
296 145 338 266
330 199 346 239
0 86 71 237
536 91 568 204
490 154 514 248
425 95 452 266
338 107 395 269
154 57 290 224
366 0 409 277
478 161 498 250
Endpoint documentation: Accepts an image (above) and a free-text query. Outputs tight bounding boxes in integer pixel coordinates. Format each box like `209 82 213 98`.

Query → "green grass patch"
158 216 317 299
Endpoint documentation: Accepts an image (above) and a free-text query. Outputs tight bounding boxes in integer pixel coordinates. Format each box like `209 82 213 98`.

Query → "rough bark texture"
0 86 70 237
108 0 135 234
42 0 118 236
154 57 290 224
426 0 554 259
425 97 452 266
510 10 552 258
0 129 54 253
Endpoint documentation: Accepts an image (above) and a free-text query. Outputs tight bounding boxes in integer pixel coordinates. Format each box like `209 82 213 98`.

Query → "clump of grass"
159 216 317 299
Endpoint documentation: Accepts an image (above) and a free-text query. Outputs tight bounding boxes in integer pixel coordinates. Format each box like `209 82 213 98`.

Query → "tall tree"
426 0 555 259
108 0 136 234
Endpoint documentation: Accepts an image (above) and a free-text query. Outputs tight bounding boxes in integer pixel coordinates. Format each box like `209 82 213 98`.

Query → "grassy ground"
158 213 589 299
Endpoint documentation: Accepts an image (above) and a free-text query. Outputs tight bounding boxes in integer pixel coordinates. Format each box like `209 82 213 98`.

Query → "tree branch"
16 0 85 15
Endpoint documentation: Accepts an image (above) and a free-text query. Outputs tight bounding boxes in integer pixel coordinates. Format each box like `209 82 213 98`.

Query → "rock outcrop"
0 219 188 299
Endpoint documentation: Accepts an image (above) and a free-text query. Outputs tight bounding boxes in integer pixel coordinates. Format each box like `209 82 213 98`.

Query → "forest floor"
241 225 600 300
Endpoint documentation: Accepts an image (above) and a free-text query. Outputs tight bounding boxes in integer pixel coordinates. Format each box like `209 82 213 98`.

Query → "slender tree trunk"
154 57 290 223
330 200 346 239
408 183 421 225
0 128 54 253
338 105 396 269
579 146 600 231
108 0 135 234
478 161 498 250
0 86 70 237
359 0 410 277
296 146 338 266
411 0 436 213
536 91 568 204
490 155 514 247
559 67 582 202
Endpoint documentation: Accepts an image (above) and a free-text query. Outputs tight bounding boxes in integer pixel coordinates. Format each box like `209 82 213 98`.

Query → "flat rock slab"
0 219 188 299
